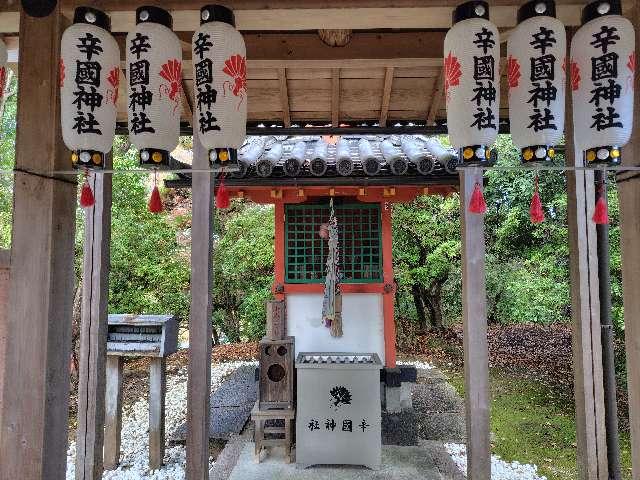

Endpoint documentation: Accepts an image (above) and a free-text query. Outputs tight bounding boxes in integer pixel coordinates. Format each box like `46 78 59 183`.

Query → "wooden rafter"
331 68 340 127
379 67 394 127
277 68 291 127
0 4 587 32
426 67 445 126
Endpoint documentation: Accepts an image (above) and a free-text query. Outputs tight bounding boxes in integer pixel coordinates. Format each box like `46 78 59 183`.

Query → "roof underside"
1 0 615 132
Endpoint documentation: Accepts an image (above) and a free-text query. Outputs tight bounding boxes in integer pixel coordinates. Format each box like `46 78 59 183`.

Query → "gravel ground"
65 360 256 480
64 356 548 480
444 442 547 480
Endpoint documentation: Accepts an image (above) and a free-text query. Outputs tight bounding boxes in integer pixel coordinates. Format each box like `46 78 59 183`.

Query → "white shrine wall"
285 292 385 364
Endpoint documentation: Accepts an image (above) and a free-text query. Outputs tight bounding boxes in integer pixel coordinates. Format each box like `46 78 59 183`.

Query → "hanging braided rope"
321 198 343 337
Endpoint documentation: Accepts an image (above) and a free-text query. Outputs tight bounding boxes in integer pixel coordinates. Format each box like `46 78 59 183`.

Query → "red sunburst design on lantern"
628 52 636 91
506 55 520 89
107 67 119 105
159 59 182 114
444 51 462 101
570 60 580 91
59 58 65 88
222 54 247 110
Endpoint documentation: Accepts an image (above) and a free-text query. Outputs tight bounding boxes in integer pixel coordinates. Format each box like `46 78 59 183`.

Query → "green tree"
0 73 17 248
212 202 275 342
107 137 191 323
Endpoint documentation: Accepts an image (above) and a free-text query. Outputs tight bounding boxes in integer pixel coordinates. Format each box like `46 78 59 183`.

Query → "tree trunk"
0 69 14 121
423 282 444 331
212 325 220 346
411 283 428 332
70 280 82 378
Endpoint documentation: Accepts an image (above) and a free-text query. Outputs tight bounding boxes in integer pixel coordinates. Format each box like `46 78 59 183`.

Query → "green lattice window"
285 203 382 284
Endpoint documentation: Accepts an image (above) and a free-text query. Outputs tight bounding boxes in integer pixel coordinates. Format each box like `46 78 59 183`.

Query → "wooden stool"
251 402 295 463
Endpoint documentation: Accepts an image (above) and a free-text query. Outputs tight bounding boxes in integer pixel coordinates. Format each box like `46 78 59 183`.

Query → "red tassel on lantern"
79 172 95 208
216 173 230 209
148 186 163 213
593 183 609 225
148 171 163 213
529 175 544 224
468 182 487 214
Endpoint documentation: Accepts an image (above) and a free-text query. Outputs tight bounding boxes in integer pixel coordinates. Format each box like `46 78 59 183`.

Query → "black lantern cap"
452 1 489 24
200 5 235 27
136 6 173 29
582 0 622 24
73 7 111 31
517 0 556 23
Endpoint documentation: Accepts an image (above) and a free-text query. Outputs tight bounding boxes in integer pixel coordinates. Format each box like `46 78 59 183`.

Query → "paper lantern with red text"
192 5 246 171
60 7 119 169
444 1 500 165
126 6 182 168
508 0 566 164
571 0 635 165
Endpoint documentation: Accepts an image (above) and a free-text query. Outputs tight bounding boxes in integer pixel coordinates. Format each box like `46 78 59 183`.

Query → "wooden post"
149 357 167 470
460 167 490 480
381 202 396 368
0 7 78 480
0 248 9 431
104 356 124 470
186 132 214 480
273 201 286 302
619 2 640 477
75 159 112 480
564 52 609 479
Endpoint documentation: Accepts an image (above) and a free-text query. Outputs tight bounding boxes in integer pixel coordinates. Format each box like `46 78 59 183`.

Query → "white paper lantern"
571 0 635 165
192 5 247 169
126 6 182 167
508 0 566 163
444 1 500 165
60 7 119 169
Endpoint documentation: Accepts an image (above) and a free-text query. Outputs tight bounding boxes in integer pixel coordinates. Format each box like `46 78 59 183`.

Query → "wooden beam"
277 68 291 127
75 159 112 480
186 123 214 480
426 67 444 126
331 68 340 127
0 7 78 480
619 2 640 478
460 167 491 480
379 67 394 127
24 31 458 68
565 45 609 479
0 3 585 31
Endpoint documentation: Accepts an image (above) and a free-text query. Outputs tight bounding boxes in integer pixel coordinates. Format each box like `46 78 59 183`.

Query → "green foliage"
0 74 17 248
107 137 191 322
212 202 275 342
394 134 622 333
